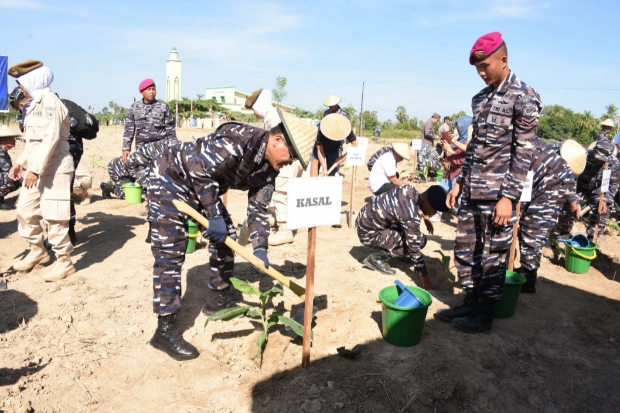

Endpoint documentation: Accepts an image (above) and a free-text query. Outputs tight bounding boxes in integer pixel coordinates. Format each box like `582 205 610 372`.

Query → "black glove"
253 247 269 273
204 216 227 244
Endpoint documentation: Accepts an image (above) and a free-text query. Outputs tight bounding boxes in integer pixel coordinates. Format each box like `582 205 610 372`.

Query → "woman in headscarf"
437 115 472 219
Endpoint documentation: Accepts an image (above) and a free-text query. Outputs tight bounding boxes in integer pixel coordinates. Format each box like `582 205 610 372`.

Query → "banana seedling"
434 250 456 282
205 277 312 366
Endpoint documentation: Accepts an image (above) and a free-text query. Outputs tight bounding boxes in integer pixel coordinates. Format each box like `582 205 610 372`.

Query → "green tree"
408 116 420 130
196 94 204 100
537 116 574 141
273 76 287 105
361 110 379 131
343 104 358 129
600 103 618 122
395 106 409 124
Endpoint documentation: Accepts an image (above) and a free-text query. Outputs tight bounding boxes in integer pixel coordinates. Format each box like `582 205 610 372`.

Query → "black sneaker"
363 251 396 275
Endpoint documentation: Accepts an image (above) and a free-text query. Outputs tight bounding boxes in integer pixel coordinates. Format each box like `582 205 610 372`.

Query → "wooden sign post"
593 162 610 244
348 166 357 228
411 139 421 182
302 160 318 369
508 202 521 271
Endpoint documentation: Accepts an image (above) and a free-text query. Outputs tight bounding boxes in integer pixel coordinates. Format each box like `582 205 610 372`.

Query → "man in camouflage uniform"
356 185 448 290
0 126 22 210
594 119 615 141
437 32 541 334
517 138 579 293
147 121 301 361
555 139 620 240
101 79 177 199
415 142 442 182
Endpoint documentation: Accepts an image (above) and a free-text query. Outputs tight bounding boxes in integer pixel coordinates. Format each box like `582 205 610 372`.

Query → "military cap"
470 32 505 65
244 88 264 109
139 78 155 92
426 185 449 213
8 59 43 78
432 113 441 119
592 140 616 163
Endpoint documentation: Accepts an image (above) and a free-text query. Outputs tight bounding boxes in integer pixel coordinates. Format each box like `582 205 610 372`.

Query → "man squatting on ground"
356 185 449 291
10 85 85 244
366 143 409 196
437 32 542 334
555 139 620 240
244 88 304 245
8 60 77 281
516 138 584 293
0 126 22 210
101 79 177 201
147 117 311 361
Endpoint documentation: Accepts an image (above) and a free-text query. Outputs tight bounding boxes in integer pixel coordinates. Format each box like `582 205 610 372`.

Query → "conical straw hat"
561 139 587 176
323 95 341 107
320 113 351 142
391 142 410 160
277 108 317 170
600 118 615 128
0 125 20 138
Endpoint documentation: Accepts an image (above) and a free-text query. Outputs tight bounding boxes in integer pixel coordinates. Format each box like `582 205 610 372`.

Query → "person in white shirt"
368 143 409 195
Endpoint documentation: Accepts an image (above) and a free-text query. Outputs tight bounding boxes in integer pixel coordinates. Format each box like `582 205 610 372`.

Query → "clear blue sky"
2 0 619 121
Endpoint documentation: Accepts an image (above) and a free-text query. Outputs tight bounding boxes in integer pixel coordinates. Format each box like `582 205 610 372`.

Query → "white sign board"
601 169 611 193
287 176 343 230
519 171 534 203
411 139 422 151
346 147 365 167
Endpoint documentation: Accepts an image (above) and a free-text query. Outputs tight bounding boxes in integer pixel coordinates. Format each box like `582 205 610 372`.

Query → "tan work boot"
42 255 76 282
269 224 294 246
13 243 51 271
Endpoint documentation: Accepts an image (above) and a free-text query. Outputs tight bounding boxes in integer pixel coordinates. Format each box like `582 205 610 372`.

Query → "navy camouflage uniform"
356 185 428 273
0 147 21 199
147 123 277 316
519 139 576 272
594 130 610 142
108 99 177 197
456 70 541 300
367 146 393 171
556 152 620 238
313 107 356 176
416 143 442 175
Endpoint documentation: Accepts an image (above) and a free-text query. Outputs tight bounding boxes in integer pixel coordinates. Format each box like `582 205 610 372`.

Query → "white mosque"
165 47 182 102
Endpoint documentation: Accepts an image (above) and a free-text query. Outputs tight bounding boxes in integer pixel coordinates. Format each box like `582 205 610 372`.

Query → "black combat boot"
452 297 495 334
519 268 537 294
435 290 478 322
68 221 77 245
202 286 242 316
100 182 114 199
145 222 151 243
150 314 199 361
363 251 396 275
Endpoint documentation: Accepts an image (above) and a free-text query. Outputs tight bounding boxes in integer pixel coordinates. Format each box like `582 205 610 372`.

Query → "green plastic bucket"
564 242 597 274
186 220 198 254
436 169 444 181
122 183 142 205
378 285 432 347
494 270 525 318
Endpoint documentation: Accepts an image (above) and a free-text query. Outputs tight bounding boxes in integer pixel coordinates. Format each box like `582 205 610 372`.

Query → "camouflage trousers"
555 192 610 238
107 141 163 199
69 152 82 226
356 209 408 258
0 178 21 198
107 156 131 198
518 190 563 272
455 199 516 300
149 191 237 315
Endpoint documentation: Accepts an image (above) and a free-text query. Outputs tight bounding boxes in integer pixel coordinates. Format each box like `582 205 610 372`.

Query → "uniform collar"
495 70 515 94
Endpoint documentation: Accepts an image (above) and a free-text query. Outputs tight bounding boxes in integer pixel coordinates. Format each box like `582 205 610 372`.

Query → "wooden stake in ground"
222 193 228 208
411 150 417 182
302 160 319 369
348 166 357 228
508 202 521 271
593 162 609 244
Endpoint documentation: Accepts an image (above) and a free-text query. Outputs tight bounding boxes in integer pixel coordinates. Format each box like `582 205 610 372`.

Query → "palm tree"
600 104 618 121
395 106 409 124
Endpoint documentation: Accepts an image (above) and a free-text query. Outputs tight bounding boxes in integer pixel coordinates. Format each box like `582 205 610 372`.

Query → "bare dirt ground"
1 126 619 413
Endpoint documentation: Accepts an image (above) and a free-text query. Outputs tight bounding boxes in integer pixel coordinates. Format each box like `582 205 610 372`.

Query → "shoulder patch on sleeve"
45 106 55 120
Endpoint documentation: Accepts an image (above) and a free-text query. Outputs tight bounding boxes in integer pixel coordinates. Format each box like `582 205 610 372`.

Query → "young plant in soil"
205 277 311 366
434 250 456 282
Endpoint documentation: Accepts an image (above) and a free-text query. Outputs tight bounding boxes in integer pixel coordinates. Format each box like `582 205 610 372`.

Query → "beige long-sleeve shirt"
16 88 74 177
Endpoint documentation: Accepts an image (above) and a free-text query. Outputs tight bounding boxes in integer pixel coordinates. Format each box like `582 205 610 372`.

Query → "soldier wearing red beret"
437 32 542 333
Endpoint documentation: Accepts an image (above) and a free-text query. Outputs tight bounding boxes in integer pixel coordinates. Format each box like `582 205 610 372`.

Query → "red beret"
139 78 155 92
469 32 505 65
